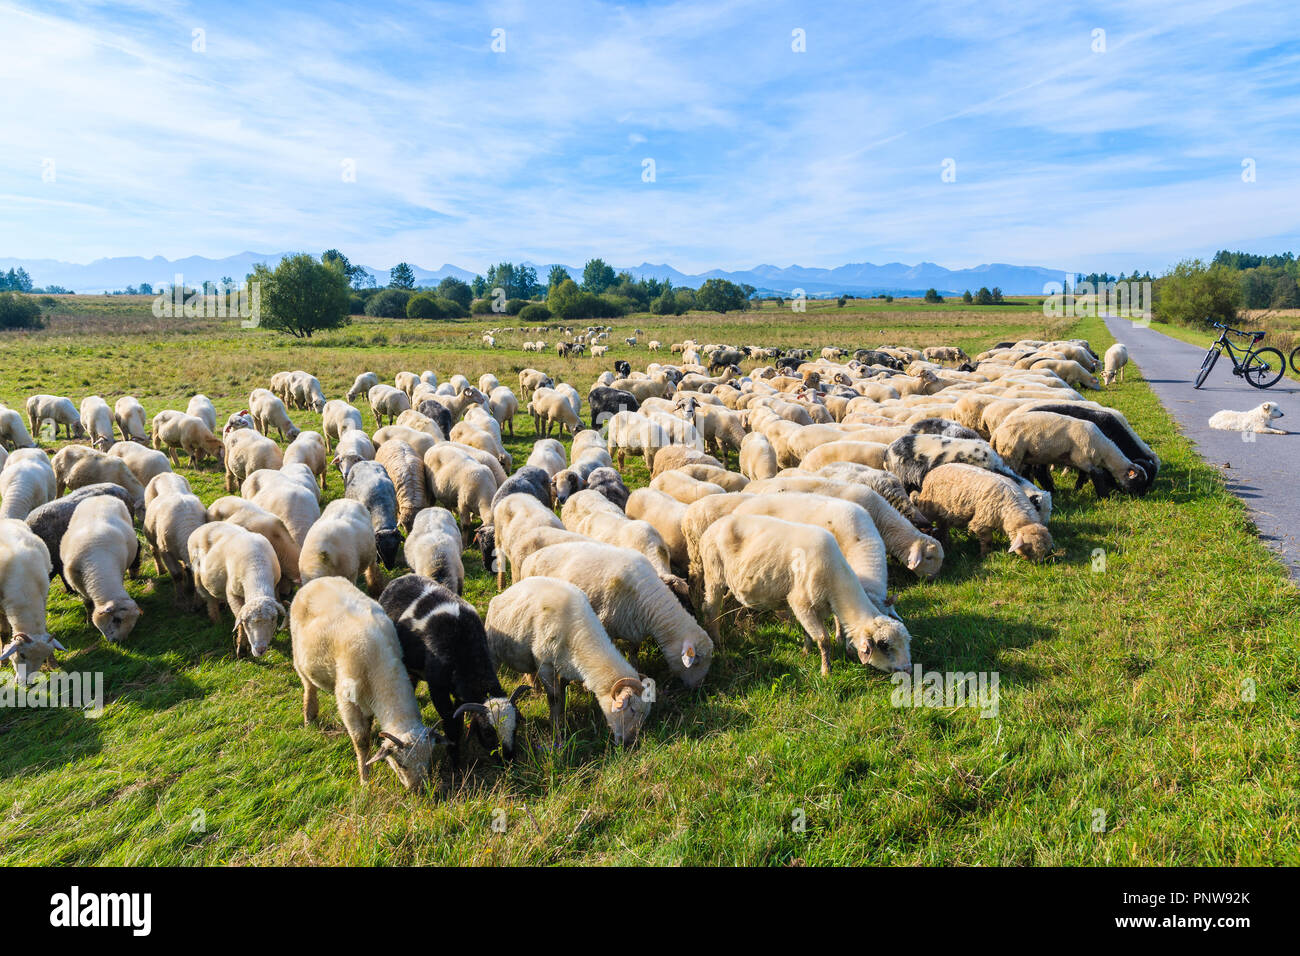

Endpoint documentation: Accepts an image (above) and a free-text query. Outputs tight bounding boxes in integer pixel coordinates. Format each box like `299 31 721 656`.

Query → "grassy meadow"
1 295 1298 865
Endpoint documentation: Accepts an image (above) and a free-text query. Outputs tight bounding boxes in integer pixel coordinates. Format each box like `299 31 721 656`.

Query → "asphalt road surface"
1105 314 1300 579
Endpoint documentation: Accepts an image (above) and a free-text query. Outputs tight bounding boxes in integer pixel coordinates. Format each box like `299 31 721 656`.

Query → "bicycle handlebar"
1213 322 1264 339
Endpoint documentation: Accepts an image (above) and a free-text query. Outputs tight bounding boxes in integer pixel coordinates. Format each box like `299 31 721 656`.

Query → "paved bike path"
1104 315 1300 580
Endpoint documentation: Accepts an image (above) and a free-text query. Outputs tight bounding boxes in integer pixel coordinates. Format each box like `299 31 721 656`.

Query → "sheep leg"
363 562 386 598
790 602 834 676
298 672 319 724
205 597 221 624
700 574 727 645
337 702 374 783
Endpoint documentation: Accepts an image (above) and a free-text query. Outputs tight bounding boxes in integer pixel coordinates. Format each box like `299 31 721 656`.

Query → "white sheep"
299 498 384 594
0 450 56 519
625 487 689 574
188 521 286 657
525 438 567 477
560 490 676 579
206 496 301 593
424 449 496 544
322 400 365 452
347 372 380 402
284 430 329 490
698 513 911 675
374 438 428 530
368 384 411 426
144 471 192 508
486 577 651 746
186 394 218 432
79 396 116 450
518 541 713 687
488 385 519 437
249 388 301 441
649 469 726 504
224 427 283 492
0 403 38 449
1102 343 1129 385
290 576 442 789
107 441 172 492
528 387 583 437
153 410 225 468
404 507 465 594
25 394 84 440
912 462 1053 561
143 489 208 605
332 429 376 479
0 519 61 683
60 495 142 643
251 479 320 548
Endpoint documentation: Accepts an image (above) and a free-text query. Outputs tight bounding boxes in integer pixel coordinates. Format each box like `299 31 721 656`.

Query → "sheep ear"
906 543 924 570
49 637 67 651
1008 532 1025 553
365 745 393 766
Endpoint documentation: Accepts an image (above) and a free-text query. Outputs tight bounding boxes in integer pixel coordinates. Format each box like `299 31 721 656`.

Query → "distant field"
2 297 1297 866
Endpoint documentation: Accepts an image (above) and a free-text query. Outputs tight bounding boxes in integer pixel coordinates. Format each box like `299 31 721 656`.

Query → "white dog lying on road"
1208 402 1286 434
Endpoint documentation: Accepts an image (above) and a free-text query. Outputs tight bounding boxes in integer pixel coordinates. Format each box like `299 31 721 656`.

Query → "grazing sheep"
394 409 447 443
153 410 225 468
79 396 115 450
24 483 134 588
487 577 649 746
1026 358 1100 390
0 403 38 449
299 498 384 594
51 446 145 518
381 575 529 765
526 439 567 477
1102 344 1129 385
185 394 217 432
488 386 519 437
585 466 631 510
373 424 438 460
428 440 506 486
188 522 285 657
550 457 608 506
0 520 60 683
675 463 749 493
251 478 320 549
731 492 892 613
224 427 283 492
143 489 208 605
405 507 464 594
26 394 85 440
374 439 428 531
561 489 676 580
747 475 944 579
331 429 376 479
811 462 936 530
647 445 726 478
519 541 713 687
347 372 380 402
144 471 191 508
913 462 1053 561
344 460 402 569
249 388 301 441
625 487 689 574
698 514 911 675
425 448 497 539
60 495 142 643
321 400 365 452
1022 402 1158 496
291 576 443 790
368 384 411 426
990 411 1146 498
528 387 583 437
449 420 512 470
283 430 329 491
289 372 328 413
649 469 726 505
739 431 779 481
206 496 301 595
242 464 320 504
107 441 172 495
1209 402 1285 434
884 433 1023 495
0 450 57 520
683 402 748 467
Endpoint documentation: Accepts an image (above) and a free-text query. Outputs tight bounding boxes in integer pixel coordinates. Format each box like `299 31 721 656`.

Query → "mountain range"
0 252 1068 298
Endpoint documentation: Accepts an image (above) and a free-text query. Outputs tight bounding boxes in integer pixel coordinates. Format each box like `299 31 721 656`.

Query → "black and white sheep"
344 460 403 569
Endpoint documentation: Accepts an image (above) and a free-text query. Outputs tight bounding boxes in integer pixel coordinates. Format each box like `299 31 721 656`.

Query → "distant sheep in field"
26 395 85 441
1208 402 1285 434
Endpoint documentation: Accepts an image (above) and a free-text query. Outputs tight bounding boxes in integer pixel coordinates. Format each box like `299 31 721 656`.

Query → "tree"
581 258 616 294
322 249 372 290
836 295 847 308
924 288 943 303
250 253 351 338
436 277 473 310
547 265 571 289
471 275 487 297
974 287 993 305
365 288 413 318
139 282 154 295
695 278 748 313
962 289 973 303
388 262 416 289
991 287 1004 303
1154 259 1240 325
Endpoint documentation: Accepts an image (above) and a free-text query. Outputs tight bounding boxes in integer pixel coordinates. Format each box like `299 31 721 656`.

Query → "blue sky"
1 0 1298 274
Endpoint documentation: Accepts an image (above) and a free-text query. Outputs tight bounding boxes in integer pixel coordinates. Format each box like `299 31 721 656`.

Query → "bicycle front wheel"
1194 346 1220 389
1245 347 1285 389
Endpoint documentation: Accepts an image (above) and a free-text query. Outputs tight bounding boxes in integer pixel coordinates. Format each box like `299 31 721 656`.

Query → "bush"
348 294 366 314
1155 259 1240 325
975 287 994 305
0 292 44 330
518 303 551 322
436 277 473 310
364 288 412 318
406 294 447 319
924 288 944 303
962 290 973 303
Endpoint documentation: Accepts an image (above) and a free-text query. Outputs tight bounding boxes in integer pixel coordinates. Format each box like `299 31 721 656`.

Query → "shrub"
518 303 551 322
1155 259 1240 325
924 288 943 303
0 292 44 330
364 288 412 318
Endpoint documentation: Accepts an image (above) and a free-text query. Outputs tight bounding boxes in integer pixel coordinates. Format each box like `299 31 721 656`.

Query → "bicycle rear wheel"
1193 346 1220 389
1290 345 1300 376
1245 347 1285 389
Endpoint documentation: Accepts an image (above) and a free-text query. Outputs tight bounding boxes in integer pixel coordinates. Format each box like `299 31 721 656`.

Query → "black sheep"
613 360 631 377
415 399 454 438
1026 403 1159 497
379 574 528 767
588 386 640 429
26 483 138 589
909 417 982 440
585 466 630 510
490 465 553 511
344 460 403 569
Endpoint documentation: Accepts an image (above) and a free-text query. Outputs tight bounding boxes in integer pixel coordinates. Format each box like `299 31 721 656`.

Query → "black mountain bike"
1193 322 1285 389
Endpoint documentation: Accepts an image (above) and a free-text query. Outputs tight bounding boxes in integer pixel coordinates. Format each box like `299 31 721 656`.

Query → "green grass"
2 300 1298 865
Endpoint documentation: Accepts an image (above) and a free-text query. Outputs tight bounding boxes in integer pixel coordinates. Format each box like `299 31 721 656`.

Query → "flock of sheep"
0 334 1154 791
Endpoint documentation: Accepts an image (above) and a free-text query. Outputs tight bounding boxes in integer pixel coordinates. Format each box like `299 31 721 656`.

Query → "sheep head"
94 598 142 644
455 684 530 758
236 597 286 658
365 728 442 792
375 529 403 570
1115 463 1147 495
851 617 912 673
601 677 652 747
1008 524 1053 562
905 538 945 580
668 630 714 688
0 632 65 685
